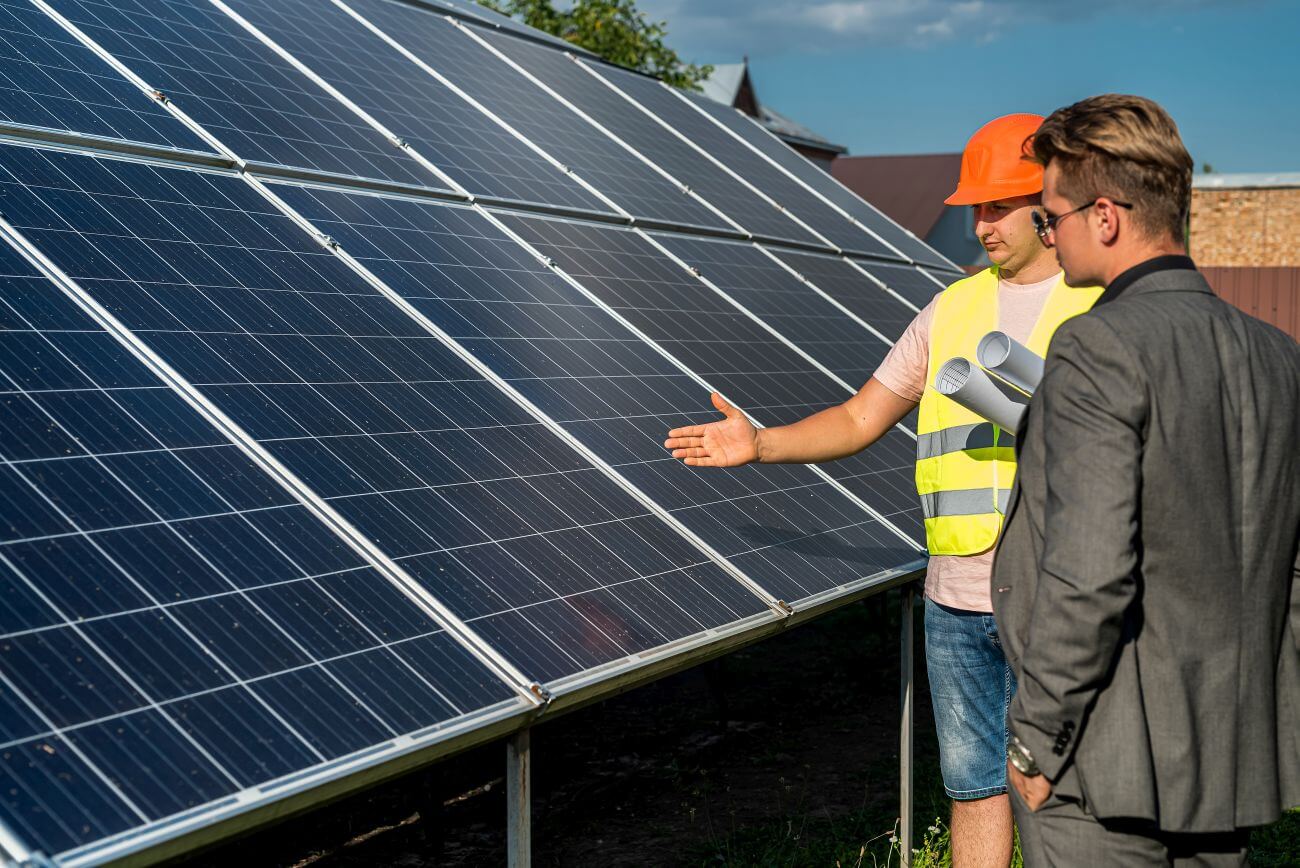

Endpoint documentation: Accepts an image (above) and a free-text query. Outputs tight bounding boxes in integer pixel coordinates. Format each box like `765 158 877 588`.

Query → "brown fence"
1201 266 1300 341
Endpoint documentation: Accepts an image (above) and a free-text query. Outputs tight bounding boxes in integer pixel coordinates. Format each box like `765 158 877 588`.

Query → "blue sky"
637 0 1299 172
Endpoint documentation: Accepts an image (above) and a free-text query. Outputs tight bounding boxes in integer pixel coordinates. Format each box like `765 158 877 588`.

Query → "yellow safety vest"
915 267 1102 556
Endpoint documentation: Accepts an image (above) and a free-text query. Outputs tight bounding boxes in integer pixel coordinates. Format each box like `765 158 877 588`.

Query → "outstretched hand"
663 392 759 467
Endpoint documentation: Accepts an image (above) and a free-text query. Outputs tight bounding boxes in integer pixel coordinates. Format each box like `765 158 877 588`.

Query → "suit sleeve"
1008 316 1147 781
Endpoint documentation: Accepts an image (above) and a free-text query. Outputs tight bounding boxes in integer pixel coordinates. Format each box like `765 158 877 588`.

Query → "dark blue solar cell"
768 248 923 342
0 0 212 152
651 233 892 385
344 0 722 228
0 219 517 859
586 61 898 258
0 144 771 690
223 0 606 212
480 29 826 246
270 181 921 598
0 736 140 856
495 214 925 544
681 87 959 269
64 708 239 819
43 0 438 188
853 260 950 311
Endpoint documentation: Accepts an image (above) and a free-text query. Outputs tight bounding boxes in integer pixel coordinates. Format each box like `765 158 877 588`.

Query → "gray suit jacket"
992 265 1300 832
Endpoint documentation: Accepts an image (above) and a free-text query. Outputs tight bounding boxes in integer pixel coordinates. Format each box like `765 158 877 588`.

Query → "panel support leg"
507 728 531 868
900 583 916 867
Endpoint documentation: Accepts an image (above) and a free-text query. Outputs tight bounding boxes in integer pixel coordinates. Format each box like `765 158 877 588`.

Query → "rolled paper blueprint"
977 331 1044 395
934 357 1028 431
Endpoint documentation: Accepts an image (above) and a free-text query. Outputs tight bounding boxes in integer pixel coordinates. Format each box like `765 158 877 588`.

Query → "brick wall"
1189 187 1300 266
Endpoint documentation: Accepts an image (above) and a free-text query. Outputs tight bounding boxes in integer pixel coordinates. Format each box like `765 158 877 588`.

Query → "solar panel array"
0 0 962 863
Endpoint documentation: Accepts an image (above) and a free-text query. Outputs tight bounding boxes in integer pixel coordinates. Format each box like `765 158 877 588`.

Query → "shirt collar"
1096 254 1197 306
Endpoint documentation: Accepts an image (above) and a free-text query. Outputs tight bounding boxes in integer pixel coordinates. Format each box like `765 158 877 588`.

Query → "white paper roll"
934 356 1027 431
977 331 1044 395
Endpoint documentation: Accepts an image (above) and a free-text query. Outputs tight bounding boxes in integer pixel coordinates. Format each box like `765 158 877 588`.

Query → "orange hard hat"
945 113 1044 206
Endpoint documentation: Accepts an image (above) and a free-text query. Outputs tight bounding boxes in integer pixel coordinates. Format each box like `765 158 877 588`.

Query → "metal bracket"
527 682 553 706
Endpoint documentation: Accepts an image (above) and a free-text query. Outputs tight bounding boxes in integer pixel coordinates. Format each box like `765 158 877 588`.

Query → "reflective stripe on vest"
915 268 1102 556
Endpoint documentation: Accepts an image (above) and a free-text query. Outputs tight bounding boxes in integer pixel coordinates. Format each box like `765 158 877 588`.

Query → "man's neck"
1101 239 1187 286
998 252 1060 285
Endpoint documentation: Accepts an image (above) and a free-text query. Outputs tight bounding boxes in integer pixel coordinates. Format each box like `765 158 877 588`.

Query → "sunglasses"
1032 199 1133 241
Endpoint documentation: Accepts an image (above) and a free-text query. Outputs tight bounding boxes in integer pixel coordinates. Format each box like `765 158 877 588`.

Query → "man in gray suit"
992 93 1300 865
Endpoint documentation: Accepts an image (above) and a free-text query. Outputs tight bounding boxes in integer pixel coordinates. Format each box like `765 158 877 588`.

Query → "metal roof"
700 61 845 154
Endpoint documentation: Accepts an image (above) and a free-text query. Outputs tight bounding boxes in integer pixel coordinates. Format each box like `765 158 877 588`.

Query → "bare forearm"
756 377 915 464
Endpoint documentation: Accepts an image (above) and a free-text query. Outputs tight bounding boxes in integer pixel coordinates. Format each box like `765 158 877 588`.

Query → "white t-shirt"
873 271 1060 612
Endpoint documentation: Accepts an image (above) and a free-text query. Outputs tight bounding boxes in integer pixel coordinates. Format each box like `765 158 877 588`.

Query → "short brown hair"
1031 94 1193 244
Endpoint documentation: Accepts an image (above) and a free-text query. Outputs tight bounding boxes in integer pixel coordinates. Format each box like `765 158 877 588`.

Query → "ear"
1093 197 1123 244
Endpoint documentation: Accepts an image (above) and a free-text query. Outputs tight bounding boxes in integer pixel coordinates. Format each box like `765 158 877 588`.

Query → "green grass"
687 753 1298 867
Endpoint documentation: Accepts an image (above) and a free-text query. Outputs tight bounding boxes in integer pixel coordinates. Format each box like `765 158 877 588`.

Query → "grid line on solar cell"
40 0 443 190
647 234 893 391
766 248 924 345
850 259 950 311
0 227 522 857
265 181 920 602
677 87 960 270
583 64 899 260
339 0 722 230
0 143 776 686
220 0 608 213
0 0 212 153
491 214 925 544
476 30 830 247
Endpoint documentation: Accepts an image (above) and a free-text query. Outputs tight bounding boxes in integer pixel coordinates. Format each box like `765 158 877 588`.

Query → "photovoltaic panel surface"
271 182 918 602
223 0 607 213
0 0 212 153
649 233 890 385
853 260 948 310
43 0 439 189
342 0 721 229
680 89 958 270
496 214 924 544
591 66 903 260
0 143 775 685
0 227 521 860
415 0 586 55
478 29 823 246
769 248 920 343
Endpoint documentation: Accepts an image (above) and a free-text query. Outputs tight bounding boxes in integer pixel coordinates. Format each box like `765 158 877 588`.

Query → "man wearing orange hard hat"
664 114 1102 867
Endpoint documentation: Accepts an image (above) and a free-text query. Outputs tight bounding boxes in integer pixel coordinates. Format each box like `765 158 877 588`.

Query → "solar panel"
221 0 608 212
411 0 588 55
477 29 827 247
494 214 924 543
649 233 892 385
768 248 921 342
0 221 525 861
0 2 936 860
679 88 960 270
852 260 949 310
341 0 723 230
268 181 918 603
42 0 441 189
589 65 902 260
0 143 775 688
0 0 212 153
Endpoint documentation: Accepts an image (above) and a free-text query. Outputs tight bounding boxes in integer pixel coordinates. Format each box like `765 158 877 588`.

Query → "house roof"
1193 172 1300 189
700 61 845 155
831 153 962 238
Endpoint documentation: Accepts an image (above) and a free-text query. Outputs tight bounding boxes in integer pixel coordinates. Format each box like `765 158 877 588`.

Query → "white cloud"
636 0 1233 59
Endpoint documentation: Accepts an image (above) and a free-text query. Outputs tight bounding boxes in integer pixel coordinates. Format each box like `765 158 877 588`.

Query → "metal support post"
899 583 916 867
507 728 531 868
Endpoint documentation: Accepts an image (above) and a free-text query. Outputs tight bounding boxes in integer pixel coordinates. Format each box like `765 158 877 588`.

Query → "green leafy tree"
477 0 712 90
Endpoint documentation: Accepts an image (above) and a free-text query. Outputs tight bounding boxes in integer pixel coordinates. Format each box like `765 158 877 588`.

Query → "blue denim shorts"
924 597 1017 800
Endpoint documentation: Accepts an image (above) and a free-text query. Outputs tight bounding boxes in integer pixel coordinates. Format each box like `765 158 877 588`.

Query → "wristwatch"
1008 735 1041 777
